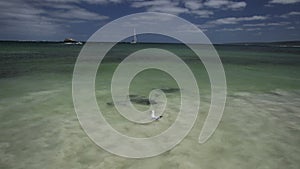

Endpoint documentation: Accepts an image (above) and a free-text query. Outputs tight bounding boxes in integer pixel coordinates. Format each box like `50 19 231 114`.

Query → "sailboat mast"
131 28 137 44
133 28 137 43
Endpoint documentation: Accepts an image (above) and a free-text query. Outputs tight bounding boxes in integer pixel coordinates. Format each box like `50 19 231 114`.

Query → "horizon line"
0 40 300 45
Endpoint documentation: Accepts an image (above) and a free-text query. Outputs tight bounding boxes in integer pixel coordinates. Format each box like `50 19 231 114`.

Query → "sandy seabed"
0 42 299 169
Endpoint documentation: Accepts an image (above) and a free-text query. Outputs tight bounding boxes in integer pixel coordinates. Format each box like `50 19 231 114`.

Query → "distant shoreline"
0 40 299 47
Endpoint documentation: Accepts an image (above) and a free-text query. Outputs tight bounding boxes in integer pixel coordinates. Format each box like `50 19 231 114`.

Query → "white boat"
63 38 82 45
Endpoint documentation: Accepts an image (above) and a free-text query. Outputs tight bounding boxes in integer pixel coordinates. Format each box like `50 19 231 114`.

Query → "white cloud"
130 0 246 16
147 5 189 15
204 0 246 10
280 11 300 18
131 0 171 8
119 14 173 30
131 0 189 15
130 15 172 22
243 23 267 27
191 10 214 18
269 0 300 4
204 0 229 8
243 22 290 27
42 0 122 4
245 28 261 31
176 24 202 33
209 16 267 25
200 15 268 30
0 1 65 40
0 0 109 40
184 1 203 10
49 7 108 20
228 2 247 9
216 27 261 32
85 0 123 3
2 0 111 21
216 28 243 31
267 22 290 26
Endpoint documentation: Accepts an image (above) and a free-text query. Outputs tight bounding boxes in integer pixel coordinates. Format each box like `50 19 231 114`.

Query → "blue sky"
0 0 299 43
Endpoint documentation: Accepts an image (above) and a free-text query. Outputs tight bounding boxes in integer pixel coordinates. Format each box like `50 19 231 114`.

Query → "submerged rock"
129 95 157 105
106 88 179 106
106 102 114 106
106 94 157 106
158 88 180 93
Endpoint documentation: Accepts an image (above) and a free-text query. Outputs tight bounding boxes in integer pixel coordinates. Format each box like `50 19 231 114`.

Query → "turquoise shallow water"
0 42 299 169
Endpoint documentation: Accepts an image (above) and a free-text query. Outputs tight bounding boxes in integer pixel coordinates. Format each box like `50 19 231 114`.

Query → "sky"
0 0 299 43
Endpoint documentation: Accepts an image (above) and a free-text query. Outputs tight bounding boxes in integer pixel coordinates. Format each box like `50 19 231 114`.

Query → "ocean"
0 41 299 169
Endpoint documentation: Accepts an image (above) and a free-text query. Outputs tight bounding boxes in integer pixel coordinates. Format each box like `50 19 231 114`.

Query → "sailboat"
131 28 137 44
